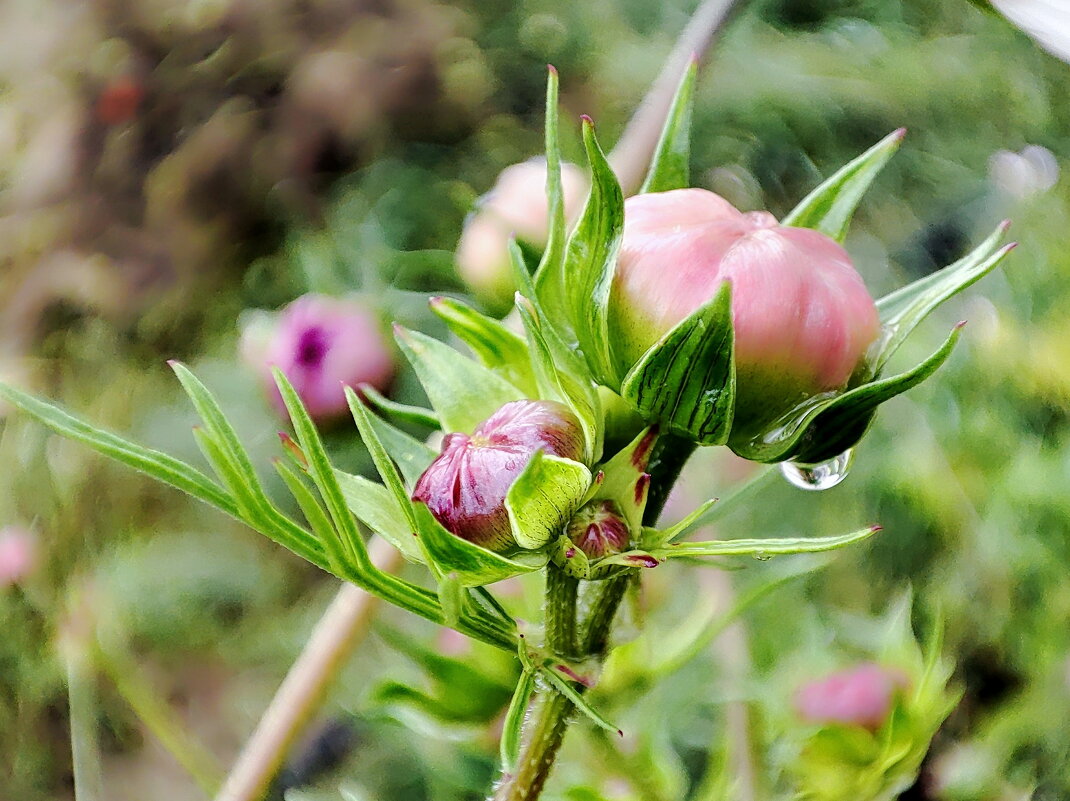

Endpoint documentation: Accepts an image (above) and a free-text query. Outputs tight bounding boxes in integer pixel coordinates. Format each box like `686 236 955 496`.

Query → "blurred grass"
2 1 1070 799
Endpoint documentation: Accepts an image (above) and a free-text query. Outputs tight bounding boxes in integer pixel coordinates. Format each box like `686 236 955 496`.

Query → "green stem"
494 435 697 800
545 565 579 657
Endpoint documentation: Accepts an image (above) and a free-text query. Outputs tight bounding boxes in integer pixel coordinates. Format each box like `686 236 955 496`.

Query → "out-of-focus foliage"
2 1 1070 800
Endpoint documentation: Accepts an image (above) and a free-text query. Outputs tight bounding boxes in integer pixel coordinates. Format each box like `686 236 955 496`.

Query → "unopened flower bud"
456 159 588 310
412 400 584 551
240 294 394 422
608 189 880 440
566 500 630 558
793 662 908 731
0 526 38 588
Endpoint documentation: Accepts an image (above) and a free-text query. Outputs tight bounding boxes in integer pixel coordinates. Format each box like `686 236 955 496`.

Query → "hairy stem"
545 565 579 658
494 435 696 800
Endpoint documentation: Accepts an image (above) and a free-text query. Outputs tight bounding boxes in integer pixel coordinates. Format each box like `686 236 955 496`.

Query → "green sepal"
359 383 440 430
638 60 696 195
620 281 736 445
359 406 437 489
500 671 537 773
335 470 423 563
413 503 547 587
429 295 538 397
505 451 593 550
393 325 525 435
733 324 964 464
870 222 1014 377
782 128 905 242
563 117 624 386
591 427 658 538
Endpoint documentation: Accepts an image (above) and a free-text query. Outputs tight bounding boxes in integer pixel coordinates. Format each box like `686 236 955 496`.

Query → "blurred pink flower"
0 526 38 588
608 188 880 437
794 662 909 731
240 294 394 422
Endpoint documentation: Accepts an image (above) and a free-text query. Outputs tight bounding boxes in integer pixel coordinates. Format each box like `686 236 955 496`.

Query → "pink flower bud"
793 662 909 731
0 526 38 588
240 294 394 422
456 159 588 309
566 499 630 558
608 189 880 437
412 400 584 551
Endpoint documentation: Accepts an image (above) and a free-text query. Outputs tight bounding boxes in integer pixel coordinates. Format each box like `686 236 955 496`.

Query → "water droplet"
753 550 771 561
780 449 855 491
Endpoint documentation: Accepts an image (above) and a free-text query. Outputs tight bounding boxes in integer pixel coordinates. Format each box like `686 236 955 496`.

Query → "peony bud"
240 294 394 422
566 499 630 558
608 189 880 441
793 662 908 731
412 400 584 551
0 526 38 588
456 159 588 310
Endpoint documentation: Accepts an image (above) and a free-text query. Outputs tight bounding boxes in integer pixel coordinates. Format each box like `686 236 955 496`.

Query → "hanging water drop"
780 449 855 491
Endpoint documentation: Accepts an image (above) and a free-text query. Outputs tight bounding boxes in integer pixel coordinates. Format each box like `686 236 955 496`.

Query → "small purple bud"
240 294 395 423
794 662 909 731
566 500 631 559
412 400 585 551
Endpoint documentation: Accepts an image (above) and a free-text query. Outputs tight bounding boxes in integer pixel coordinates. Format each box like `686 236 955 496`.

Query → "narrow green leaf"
429 295 537 396
274 460 347 571
566 117 625 386
0 381 236 516
533 65 572 335
733 325 963 464
782 128 905 242
345 388 419 534
361 409 437 489
505 451 592 550
393 325 525 434
620 281 735 445
275 369 369 569
500 671 536 773
413 503 547 587
656 524 880 559
190 427 263 520
638 60 696 194
642 498 718 548
872 225 1014 376
359 383 440 430
334 470 422 562
542 668 622 736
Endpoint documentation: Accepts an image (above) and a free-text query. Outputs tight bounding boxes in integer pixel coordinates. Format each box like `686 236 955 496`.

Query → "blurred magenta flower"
240 294 394 422
412 400 584 551
567 499 630 558
607 188 880 438
0 526 38 588
455 159 588 310
794 662 908 731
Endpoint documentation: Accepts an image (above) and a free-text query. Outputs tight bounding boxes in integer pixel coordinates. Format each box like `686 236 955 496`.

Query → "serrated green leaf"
500 671 536 773
429 295 537 396
593 427 659 537
734 325 963 464
542 669 622 736
393 325 525 435
782 128 905 242
359 383 440 430
413 503 547 587
639 61 696 195
505 451 592 550
653 524 880 559
620 281 735 445
871 224 1014 376
565 117 624 386
335 470 422 563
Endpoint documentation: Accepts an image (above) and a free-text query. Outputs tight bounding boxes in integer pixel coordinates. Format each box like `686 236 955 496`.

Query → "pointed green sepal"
413 503 547 587
639 60 696 195
500 671 537 773
359 383 440 430
620 281 736 445
783 128 906 242
542 667 623 737
590 427 658 538
506 451 593 550
335 470 423 563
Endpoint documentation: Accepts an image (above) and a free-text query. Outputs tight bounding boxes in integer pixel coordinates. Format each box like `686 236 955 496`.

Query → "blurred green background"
1 1 1068 799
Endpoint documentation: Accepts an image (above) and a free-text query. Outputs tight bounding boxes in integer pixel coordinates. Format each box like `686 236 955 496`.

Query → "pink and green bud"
566 499 630 558
240 294 394 423
455 159 588 310
607 189 880 439
412 400 584 551
0 526 38 588
793 662 909 731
